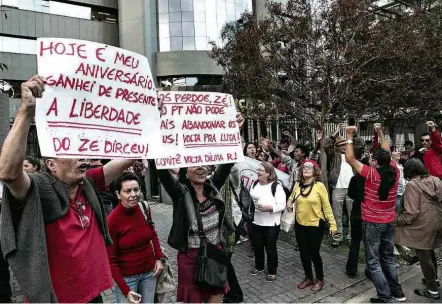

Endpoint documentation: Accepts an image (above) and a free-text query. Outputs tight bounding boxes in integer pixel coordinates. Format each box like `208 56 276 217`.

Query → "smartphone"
348 117 356 126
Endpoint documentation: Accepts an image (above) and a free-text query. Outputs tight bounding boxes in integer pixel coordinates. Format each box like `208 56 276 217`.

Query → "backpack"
252 180 291 199
233 180 255 223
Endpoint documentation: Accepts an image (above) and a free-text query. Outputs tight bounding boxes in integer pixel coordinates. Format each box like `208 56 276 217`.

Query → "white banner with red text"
36 38 161 158
237 157 290 190
155 91 244 169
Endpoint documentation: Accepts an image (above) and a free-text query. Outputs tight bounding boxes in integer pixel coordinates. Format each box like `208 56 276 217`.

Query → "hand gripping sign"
36 38 161 159
155 91 245 169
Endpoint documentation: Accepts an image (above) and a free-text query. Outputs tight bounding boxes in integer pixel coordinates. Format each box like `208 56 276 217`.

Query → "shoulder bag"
280 184 303 233
193 200 229 289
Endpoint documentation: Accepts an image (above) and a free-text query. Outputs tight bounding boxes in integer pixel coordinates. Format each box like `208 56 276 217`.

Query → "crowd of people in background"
0 75 441 304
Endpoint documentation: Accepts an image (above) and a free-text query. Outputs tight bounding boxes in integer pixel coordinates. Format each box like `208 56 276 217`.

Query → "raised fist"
426 121 435 128
373 123 382 132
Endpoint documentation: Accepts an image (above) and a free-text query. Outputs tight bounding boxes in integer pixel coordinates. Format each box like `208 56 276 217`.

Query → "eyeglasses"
72 200 90 229
421 139 430 143
303 164 315 170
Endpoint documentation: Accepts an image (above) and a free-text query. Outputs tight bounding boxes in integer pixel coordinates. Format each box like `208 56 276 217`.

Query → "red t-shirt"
44 167 113 303
360 161 399 224
107 203 164 296
271 158 290 174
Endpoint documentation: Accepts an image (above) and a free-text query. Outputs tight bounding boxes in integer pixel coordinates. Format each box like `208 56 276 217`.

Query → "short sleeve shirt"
44 167 113 303
360 161 398 223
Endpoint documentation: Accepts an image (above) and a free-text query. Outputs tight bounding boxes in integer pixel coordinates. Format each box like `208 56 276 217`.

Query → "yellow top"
288 182 337 232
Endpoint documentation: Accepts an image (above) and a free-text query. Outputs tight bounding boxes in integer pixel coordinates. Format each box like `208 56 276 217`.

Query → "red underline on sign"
162 102 229 107
55 153 139 158
47 121 142 132
184 143 240 148
48 124 142 136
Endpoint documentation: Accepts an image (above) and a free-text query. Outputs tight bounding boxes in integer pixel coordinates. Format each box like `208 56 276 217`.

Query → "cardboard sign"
237 157 290 190
155 91 244 168
36 38 161 158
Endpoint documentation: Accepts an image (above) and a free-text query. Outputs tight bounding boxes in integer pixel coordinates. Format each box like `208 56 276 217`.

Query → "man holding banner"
0 75 135 303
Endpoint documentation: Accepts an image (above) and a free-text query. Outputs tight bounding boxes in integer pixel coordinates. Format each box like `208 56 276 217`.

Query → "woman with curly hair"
286 160 337 292
243 142 257 159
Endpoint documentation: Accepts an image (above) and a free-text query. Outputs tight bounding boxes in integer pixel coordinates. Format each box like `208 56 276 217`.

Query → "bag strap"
229 180 240 204
192 200 207 244
138 201 154 228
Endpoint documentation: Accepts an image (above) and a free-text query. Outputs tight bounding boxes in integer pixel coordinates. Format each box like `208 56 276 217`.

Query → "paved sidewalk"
9 202 437 303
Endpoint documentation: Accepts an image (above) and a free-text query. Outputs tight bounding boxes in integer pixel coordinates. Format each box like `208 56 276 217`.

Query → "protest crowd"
0 74 441 304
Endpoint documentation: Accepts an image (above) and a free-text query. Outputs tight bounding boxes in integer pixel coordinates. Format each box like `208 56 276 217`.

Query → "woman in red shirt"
107 173 164 303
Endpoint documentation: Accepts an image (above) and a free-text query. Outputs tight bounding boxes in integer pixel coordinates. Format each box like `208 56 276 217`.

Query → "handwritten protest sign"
237 157 290 190
36 38 161 158
155 91 244 168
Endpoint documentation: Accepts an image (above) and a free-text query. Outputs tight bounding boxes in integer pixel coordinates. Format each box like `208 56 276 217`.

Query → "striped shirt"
188 199 220 248
360 161 398 223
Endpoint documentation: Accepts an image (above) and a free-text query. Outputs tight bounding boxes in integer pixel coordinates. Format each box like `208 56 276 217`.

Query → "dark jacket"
150 162 235 252
348 174 365 221
324 135 365 188
0 173 110 303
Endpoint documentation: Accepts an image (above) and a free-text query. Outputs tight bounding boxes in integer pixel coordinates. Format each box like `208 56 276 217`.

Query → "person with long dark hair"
345 124 406 303
287 160 336 291
243 143 257 159
395 158 442 300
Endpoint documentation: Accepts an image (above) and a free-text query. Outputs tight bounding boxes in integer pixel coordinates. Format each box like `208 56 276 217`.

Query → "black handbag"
237 180 255 223
193 201 229 289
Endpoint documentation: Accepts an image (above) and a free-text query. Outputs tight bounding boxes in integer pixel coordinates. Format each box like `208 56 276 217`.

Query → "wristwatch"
347 140 353 144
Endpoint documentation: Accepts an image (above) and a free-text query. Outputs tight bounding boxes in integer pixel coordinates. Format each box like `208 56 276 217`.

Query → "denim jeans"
362 222 402 302
113 272 156 304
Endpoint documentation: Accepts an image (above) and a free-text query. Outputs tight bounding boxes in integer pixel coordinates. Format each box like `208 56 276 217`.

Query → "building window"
158 75 222 87
0 36 36 55
0 0 117 23
157 0 252 52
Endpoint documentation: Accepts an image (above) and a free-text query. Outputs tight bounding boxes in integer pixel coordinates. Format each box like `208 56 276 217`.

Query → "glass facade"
158 0 253 52
0 0 117 23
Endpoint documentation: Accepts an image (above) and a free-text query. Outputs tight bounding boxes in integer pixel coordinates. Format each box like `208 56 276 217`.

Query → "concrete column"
0 93 10 151
118 0 158 82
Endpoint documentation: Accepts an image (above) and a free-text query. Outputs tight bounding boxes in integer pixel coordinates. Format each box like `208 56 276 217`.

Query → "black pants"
89 295 103 303
346 217 363 274
415 249 439 291
224 252 244 303
0 242 11 303
295 220 325 281
251 224 280 275
224 222 244 303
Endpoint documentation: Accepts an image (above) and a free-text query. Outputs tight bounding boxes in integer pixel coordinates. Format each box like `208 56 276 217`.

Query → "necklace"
299 183 315 197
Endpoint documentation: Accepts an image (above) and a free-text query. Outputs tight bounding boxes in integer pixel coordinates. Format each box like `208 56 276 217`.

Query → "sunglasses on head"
421 139 430 143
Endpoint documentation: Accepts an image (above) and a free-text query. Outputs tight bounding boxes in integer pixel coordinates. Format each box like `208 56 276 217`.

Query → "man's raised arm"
345 126 363 174
103 160 136 186
374 123 390 152
0 76 45 202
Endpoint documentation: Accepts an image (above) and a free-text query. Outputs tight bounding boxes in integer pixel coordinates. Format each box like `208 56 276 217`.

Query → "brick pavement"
9 202 403 303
